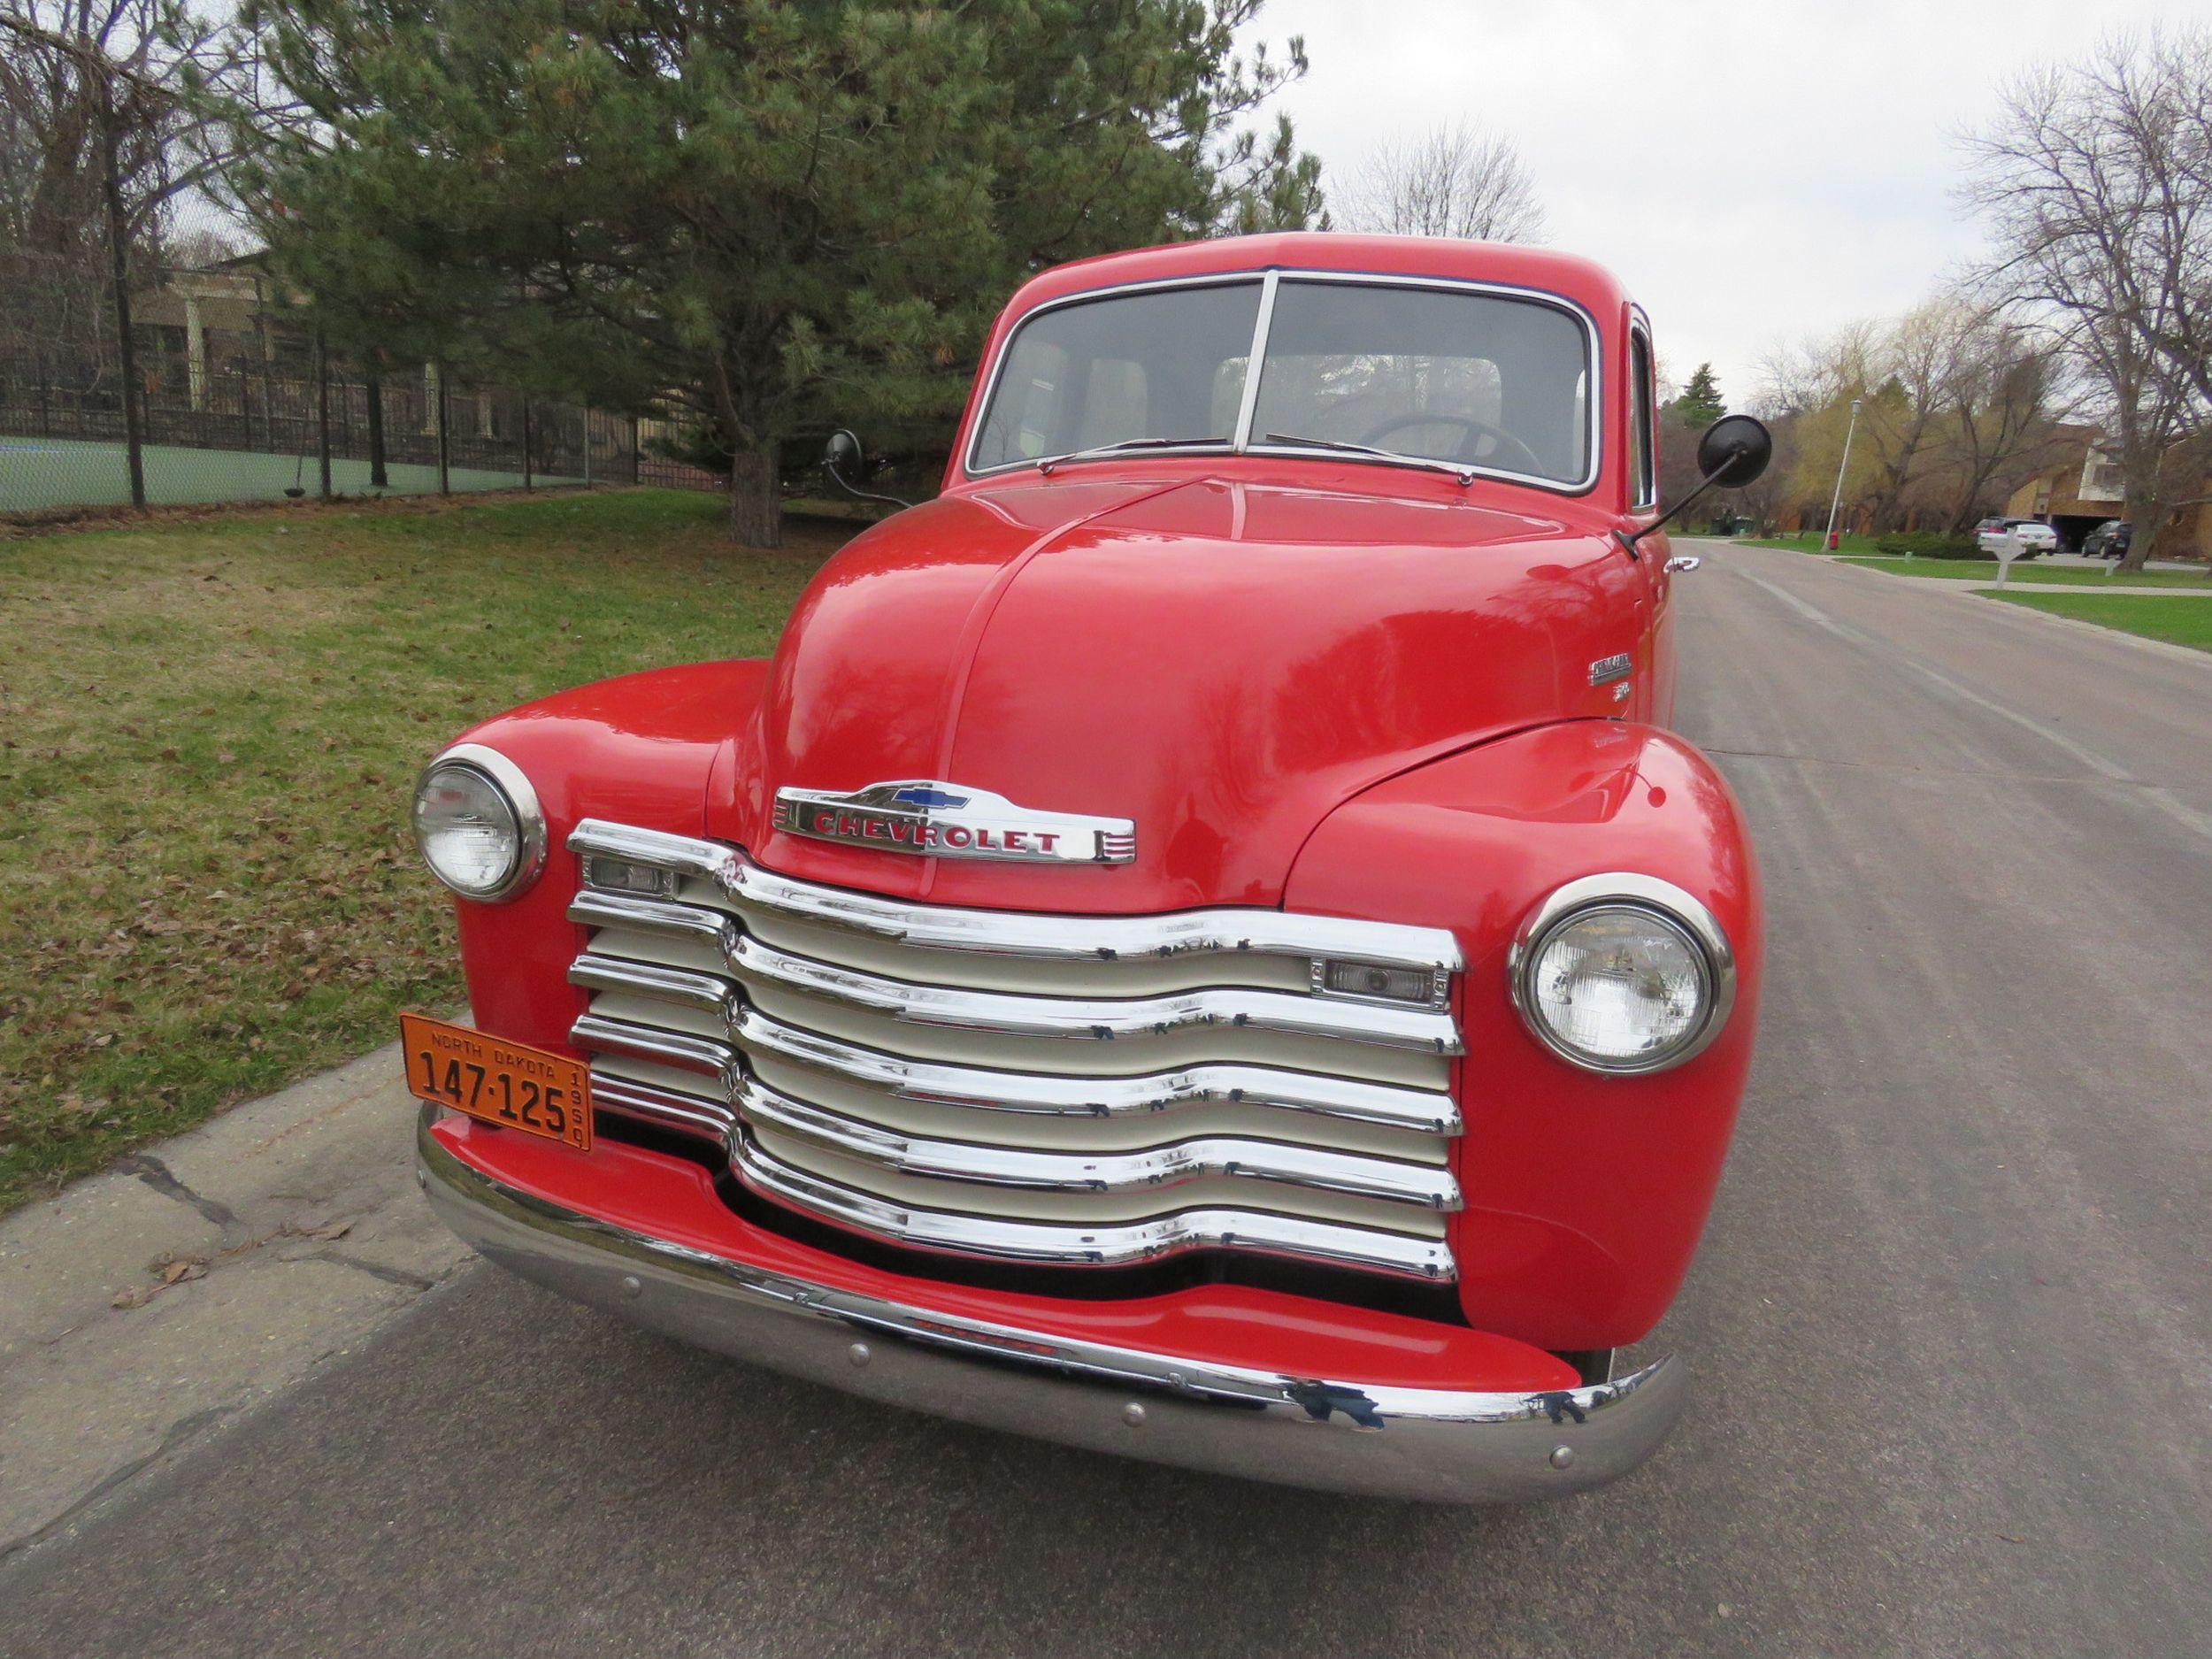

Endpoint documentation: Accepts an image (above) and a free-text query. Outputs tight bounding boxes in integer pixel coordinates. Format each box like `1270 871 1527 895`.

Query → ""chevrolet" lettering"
772 780 1134 865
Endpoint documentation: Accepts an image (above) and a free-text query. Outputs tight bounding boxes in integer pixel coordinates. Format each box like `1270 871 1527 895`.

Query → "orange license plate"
399 1013 591 1150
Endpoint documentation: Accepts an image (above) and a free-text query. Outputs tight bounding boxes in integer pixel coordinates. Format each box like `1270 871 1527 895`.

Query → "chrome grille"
564 819 1466 1284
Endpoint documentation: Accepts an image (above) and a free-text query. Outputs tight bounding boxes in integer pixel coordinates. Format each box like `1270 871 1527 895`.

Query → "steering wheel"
1360 412 1548 477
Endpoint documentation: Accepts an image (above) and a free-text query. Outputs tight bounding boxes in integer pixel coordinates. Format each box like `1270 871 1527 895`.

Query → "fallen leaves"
113 1253 207 1309
107 1217 358 1310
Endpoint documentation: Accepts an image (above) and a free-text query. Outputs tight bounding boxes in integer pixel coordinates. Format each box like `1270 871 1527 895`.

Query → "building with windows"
2004 428 2208 556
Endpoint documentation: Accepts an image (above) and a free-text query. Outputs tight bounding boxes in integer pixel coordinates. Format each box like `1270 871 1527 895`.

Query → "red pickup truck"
404 232 1767 1502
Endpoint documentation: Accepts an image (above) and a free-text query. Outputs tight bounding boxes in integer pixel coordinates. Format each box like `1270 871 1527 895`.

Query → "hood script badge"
772 780 1136 864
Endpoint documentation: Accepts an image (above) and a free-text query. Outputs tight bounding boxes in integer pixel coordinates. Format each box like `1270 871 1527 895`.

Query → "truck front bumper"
419 1108 1687 1504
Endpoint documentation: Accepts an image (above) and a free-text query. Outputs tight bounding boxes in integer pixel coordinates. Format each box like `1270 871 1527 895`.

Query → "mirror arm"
825 458 915 511
1614 465 1731 559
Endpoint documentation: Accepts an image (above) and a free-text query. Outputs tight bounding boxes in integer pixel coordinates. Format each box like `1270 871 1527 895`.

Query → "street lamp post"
1824 397 1863 551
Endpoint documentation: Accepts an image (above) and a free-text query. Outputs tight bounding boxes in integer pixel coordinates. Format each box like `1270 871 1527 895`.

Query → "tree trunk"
365 372 388 488
314 330 333 500
96 74 146 512
2117 480 2159 573
727 442 782 547
434 363 451 496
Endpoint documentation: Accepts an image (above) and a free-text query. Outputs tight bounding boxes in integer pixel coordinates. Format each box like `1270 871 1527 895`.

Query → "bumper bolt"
1549 1444 1575 1471
1121 1402 1147 1429
849 1342 872 1369
619 1275 641 1300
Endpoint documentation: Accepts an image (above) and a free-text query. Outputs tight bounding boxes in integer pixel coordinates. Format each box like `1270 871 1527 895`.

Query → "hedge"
1874 532 1986 560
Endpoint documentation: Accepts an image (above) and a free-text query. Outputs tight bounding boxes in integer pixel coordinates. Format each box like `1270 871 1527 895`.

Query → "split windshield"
967 276 1593 488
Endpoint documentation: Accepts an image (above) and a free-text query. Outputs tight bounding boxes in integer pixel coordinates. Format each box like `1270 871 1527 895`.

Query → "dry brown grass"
0 488 837 1209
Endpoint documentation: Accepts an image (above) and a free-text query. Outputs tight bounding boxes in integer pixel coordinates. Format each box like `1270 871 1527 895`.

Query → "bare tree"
1962 31 2212 568
0 0 250 506
1760 297 2068 536
1858 303 1956 531
1936 307 2068 533
0 1 242 256
1340 122 1544 243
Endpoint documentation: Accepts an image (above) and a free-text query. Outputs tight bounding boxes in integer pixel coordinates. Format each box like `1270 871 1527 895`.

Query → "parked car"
2083 519 2131 559
402 234 1768 1504
1974 516 2057 557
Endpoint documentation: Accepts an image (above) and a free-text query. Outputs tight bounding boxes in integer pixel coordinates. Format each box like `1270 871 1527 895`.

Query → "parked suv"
1974 517 2056 557
2083 519 2131 559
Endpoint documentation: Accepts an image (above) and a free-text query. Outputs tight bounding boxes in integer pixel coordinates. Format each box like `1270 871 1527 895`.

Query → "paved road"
6 542 2209 1658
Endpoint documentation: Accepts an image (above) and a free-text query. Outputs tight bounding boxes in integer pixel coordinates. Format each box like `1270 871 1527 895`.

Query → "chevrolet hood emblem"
772 780 1136 864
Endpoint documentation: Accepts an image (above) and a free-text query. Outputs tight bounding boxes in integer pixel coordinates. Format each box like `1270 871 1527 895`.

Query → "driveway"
4 540 2208 1657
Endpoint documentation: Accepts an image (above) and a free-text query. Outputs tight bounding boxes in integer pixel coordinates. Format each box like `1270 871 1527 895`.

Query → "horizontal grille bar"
571 952 736 1019
570 818 1463 974
572 1012 737 1086
738 1077 1462 1210
565 820 1465 1291
733 1127 1456 1282
570 918 1461 1055
574 1006 1458 1135
591 1072 737 1140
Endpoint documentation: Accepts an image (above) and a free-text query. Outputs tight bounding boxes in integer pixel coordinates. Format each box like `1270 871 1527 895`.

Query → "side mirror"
823 427 864 479
820 426 913 511
1695 415 1772 488
1617 414 1773 558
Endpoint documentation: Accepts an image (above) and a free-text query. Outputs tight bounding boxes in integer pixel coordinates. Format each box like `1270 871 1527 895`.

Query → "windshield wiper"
1034 435 1228 475
1261 432 1475 485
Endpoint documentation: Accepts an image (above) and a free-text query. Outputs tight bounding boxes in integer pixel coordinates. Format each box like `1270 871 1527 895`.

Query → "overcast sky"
1248 0 2204 408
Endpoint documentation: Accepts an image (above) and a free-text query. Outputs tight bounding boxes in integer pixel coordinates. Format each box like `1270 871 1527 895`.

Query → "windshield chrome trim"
962 266 1602 496
961 272 1262 480
1228 268 1281 451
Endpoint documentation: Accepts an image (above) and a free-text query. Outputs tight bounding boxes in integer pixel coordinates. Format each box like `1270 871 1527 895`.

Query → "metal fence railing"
0 245 641 518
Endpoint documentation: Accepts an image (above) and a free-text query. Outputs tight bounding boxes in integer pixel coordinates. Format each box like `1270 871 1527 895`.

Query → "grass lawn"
1986 591 2212 653
1838 557 2212 588
0 488 837 1211
1741 531 1887 556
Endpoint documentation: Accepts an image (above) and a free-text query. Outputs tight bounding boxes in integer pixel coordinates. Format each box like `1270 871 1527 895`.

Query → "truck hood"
711 473 1640 912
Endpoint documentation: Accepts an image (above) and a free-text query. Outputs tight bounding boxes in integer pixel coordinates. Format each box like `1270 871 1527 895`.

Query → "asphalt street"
5 541 2209 1658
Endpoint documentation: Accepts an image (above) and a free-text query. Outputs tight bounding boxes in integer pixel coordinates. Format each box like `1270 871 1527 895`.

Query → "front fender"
1285 719 1763 1351
434 659 772 1058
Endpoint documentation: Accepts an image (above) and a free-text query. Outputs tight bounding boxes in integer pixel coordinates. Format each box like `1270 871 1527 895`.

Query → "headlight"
412 744 546 902
1509 874 1735 1075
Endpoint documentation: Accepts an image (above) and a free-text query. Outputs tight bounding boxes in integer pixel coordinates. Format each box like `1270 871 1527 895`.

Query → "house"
2004 428 2209 556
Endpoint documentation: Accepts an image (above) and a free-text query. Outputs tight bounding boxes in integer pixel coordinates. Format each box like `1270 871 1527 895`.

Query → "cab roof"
1002 233 1634 332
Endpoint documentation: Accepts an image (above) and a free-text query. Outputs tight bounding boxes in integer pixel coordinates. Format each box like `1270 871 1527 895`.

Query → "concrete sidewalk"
0 1046 467 1557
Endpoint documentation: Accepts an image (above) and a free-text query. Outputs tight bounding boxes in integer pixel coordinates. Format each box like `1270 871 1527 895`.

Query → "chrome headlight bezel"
1508 873 1736 1076
412 742 547 902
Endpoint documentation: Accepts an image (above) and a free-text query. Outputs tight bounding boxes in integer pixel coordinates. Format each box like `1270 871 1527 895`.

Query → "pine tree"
231 0 1323 544
1672 363 1725 427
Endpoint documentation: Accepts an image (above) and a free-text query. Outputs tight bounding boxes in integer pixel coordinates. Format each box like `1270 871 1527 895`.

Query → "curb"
0 1043 471 1559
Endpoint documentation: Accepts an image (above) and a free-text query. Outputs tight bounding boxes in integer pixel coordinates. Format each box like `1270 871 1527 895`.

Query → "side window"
1629 326 1657 509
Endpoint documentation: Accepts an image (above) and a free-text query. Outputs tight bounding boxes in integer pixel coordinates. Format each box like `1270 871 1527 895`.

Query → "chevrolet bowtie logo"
772 780 1136 865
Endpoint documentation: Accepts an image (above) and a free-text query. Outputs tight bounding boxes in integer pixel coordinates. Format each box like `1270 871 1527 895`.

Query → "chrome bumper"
418 1110 1687 1504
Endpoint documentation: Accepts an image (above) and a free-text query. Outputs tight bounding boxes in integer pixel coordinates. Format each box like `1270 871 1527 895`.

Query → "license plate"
399 1013 591 1150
